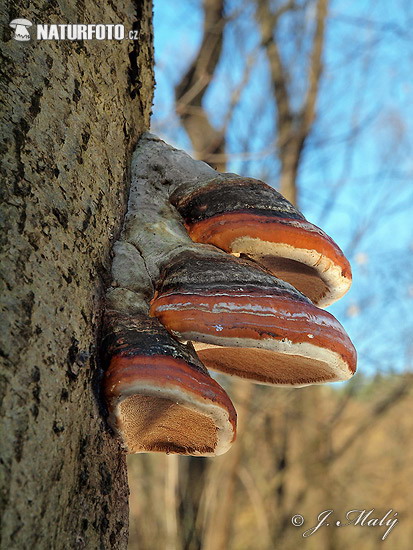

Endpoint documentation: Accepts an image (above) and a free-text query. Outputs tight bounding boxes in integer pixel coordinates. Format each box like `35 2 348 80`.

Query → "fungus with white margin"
149 249 356 386
170 176 352 308
124 136 356 385
131 134 351 307
103 242 236 456
102 309 236 455
102 133 357 453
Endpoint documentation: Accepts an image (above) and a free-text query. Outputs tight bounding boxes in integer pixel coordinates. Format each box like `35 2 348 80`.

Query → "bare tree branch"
175 0 227 170
302 0 328 133
256 0 329 205
256 0 294 155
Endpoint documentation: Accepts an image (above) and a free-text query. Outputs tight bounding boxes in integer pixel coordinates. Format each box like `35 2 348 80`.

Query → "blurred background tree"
128 0 413 548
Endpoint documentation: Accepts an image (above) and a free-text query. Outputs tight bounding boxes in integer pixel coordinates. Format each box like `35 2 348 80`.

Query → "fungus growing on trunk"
170 176 351 307
103 311 236 455
102 243 236 456
101 133 357 454
149 249 356 386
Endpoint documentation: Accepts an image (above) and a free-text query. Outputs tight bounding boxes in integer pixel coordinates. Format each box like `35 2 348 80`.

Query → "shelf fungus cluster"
102 133 357 457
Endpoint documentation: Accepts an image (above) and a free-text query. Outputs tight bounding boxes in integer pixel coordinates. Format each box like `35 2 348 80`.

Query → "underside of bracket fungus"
170 176 352 308
103 312 236 456
149 249 357 386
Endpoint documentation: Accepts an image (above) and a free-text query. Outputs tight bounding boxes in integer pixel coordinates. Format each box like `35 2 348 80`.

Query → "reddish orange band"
104 354 237 431
150 295 356 374
187 212 352 280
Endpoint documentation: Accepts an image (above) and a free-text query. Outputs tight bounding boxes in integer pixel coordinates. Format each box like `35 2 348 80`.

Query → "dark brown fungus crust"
170 177 352 307
102 312 237 456
149 250 357 386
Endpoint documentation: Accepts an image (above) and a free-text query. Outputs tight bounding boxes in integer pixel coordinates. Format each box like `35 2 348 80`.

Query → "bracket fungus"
102 243 236 456
101 133 357 455
149 249 356 386
103 312 236 455
170 176 351 308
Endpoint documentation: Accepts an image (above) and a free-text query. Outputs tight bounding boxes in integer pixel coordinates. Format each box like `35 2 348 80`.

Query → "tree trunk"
0 1 154 548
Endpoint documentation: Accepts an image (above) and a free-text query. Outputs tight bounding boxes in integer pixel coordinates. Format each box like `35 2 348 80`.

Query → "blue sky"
152 0 413 376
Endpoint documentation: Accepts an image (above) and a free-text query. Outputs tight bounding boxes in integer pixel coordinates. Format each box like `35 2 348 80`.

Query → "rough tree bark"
0 1 154 548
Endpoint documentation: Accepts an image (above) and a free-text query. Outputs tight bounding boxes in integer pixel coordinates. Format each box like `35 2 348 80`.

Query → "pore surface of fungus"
103 312 236 456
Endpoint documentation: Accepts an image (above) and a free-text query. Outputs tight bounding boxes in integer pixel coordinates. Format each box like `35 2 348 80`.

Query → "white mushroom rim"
190 336 353 387
230 237 351 308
